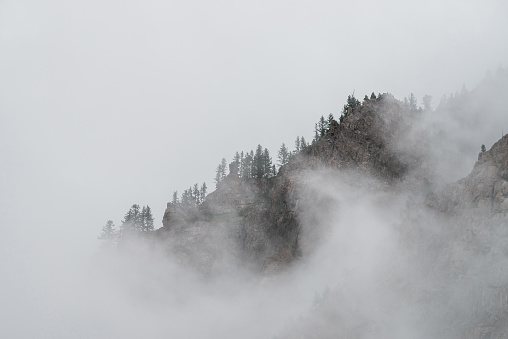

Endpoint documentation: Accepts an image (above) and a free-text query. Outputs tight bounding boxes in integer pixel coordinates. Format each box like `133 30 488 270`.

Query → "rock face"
427 134 508 217
413 135 508 338
151 69 508 337
156 80 508 336
156 94 427 274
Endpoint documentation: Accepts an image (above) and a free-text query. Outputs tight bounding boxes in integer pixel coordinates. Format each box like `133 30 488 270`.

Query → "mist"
2 0 508 337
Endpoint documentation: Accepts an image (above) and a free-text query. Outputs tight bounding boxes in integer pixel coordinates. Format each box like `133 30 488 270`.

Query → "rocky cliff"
153 72 508 337
156 93 429 275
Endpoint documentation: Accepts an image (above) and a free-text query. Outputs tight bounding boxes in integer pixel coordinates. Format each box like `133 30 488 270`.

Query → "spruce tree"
318 115 327 137
409 93 417 112
278 143 289 167
220 158 227 179
253 145 264 179
193 183 200 204
370 92 377 100
481 144 486 153
181 189 191 206
141 206 154 232
239 151 244 177
327 113 334 128
98 220 117 245
121 204 141 232
300 136 308 149
263 148 273 178
172 191 179 205
215 164 222 187
200 182 207 202
295 136 301 153
242 151 253 178
233 152 241 177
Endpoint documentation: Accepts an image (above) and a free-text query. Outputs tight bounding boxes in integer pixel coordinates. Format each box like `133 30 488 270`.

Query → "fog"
1 0 508 337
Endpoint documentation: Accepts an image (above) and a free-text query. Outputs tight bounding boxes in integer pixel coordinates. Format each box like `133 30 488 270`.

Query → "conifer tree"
141 206 154 232
347 93 360 110
318 115 327 137
370 92 377 100
98 220 117 245
295 136 301 153
263 148 273 178
278 143 289 167
181 189 191 206
409 93 417 112
249 150 254 177
193 183 200 204
233 152 241 177
121 204 142 232
215 165 222 187
300 137 308 149
327 113 334 129
253 145 265 179
241 152 253 178
172 191 179 205
220 158 227 179
239 151 244 177
481 144 486 153
200 182 207 202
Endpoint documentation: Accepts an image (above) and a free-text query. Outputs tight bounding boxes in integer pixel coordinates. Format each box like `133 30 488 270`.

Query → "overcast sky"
1 0 508 260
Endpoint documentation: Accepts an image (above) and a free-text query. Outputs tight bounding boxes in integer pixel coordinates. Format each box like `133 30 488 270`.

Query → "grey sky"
1 0 508 257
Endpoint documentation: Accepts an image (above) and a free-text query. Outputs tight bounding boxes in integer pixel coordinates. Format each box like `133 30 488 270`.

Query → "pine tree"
481 144 486 153
370 92 377 100
241 152 253 178
215 164 222 187
193 183 200 204
249 150 254 177
141 206 154 232
200 182 207 202
140 205 147 230
409 93 417 112
239 151 245 177
263 148 273 178
121 204 142 232
98 220 117 244
233 152 241 177
300 136 308 149
181 189 191 206
172 191 179 205
327 113 334 128
220 158 227 179
253 145 264 179
278 143 289 167
318 115 327 137
295 136 301 153
347 93 360 110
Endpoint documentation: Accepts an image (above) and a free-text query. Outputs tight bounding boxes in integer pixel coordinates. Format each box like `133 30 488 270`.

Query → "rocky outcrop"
156 94 428 275
427 134 508 216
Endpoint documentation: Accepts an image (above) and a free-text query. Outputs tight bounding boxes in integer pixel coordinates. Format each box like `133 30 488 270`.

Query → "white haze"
1 0 508 337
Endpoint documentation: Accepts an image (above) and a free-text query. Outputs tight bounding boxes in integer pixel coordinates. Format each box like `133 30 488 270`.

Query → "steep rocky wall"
156 94 427 275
